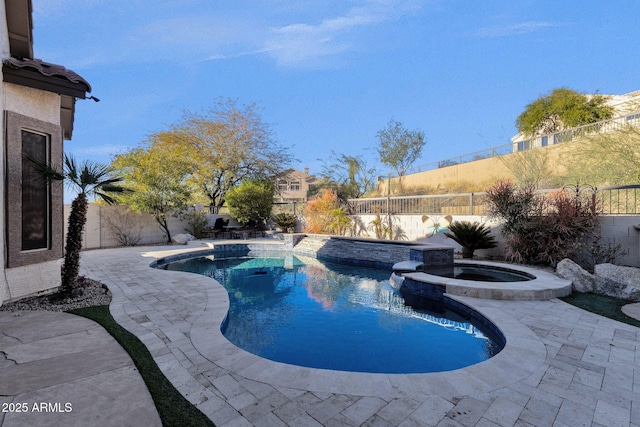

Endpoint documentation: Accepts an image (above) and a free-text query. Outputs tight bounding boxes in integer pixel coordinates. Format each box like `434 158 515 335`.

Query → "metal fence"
405 110 640 175
597 185 640 215
347 185 640 216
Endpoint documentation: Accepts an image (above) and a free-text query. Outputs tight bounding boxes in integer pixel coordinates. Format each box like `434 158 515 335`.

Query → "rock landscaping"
556 258 640 301
0 277 111 312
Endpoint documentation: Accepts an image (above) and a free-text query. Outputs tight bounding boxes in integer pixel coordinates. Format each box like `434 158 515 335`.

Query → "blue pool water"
159 253 504 373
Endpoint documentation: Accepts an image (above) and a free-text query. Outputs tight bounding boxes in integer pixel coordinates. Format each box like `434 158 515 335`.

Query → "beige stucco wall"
0 83 62 305
4 83 60 122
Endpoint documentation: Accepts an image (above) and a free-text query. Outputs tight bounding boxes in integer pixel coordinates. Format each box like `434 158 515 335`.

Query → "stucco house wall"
0 84 64 303
0 0 92 305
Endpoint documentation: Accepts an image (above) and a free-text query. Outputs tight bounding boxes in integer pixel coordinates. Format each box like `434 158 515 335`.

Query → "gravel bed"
0 277 112 312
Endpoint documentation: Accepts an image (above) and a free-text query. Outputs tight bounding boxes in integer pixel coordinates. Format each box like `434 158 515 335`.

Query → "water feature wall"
288 234 455 270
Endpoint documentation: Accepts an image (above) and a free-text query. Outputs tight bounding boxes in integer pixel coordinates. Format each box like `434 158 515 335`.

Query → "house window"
541 136 548 147
289 180 301 191
278 180 288 192
517 140 531 151
21 130 50 251
5 111 63 267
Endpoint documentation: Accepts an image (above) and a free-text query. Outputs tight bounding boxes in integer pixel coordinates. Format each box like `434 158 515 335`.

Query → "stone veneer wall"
286 234 420 269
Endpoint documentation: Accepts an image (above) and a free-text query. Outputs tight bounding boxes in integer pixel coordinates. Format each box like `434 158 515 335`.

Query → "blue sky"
33 1 640 178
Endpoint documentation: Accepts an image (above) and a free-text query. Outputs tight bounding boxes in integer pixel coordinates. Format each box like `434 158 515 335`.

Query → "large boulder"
171 233 195 245
594 263 640 301
556 258 596 293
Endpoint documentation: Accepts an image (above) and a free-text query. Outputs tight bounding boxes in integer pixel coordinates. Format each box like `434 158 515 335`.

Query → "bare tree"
102 205 144 246
178 98 291 208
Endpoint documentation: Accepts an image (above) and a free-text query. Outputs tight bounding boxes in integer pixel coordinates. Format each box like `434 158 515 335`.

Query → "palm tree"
29 154 127 296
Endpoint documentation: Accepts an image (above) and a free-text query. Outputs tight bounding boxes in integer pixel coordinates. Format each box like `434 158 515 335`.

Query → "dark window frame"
21 129 51 251
5 111 63 267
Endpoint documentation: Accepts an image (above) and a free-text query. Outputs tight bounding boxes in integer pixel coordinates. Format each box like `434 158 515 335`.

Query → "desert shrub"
179 208 209 239
486 180 599 266
398 180 488 197
367 210 393 240
303 189 351 235
102 205 144 246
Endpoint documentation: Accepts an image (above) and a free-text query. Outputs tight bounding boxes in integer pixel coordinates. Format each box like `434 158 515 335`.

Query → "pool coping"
158 246 548 399
403 260 573 301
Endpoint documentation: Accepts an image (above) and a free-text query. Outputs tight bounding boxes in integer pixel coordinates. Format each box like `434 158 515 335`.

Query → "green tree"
225 179 275 226
175 98 290 208
516 88 613 137
376 119 426 180
29 155 126 295
567 126 640 185
111 133 193 243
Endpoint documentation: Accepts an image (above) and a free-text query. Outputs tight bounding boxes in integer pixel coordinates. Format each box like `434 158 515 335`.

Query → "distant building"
0 0 92 306
511 90 640 152
273 168 321 204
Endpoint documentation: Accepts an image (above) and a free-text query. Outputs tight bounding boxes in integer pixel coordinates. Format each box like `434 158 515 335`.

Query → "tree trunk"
61 193 88 295
158 217 172 243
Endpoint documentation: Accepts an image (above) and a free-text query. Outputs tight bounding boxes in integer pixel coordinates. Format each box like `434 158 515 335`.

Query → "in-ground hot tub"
393 246 572 301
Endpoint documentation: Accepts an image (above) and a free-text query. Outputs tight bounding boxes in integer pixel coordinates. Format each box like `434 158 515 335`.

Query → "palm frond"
23 155 65 182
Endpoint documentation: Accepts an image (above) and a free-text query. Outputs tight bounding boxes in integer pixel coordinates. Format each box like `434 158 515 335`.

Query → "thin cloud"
69 144 129 157
475 21 557 38
262 1 426 67
36 1 428 69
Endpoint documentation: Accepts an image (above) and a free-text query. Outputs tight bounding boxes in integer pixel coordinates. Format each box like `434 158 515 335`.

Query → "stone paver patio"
78 244 640 426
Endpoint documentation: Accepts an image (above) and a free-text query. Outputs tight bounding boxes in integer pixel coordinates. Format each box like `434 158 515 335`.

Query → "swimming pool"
159 253 505 373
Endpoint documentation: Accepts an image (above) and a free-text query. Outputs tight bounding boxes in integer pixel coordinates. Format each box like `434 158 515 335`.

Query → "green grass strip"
561 293 640 328
68 305 215 427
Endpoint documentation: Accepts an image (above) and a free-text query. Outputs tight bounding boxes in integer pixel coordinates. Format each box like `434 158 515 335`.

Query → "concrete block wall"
64 204 233 249
598 216 640 266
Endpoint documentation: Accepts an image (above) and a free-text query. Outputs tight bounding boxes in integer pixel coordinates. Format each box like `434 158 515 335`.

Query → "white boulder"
594 263 640 301
556 259 596 293
172 233 195 245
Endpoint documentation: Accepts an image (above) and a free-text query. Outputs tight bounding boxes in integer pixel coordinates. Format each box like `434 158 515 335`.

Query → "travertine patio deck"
79 244 640 426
